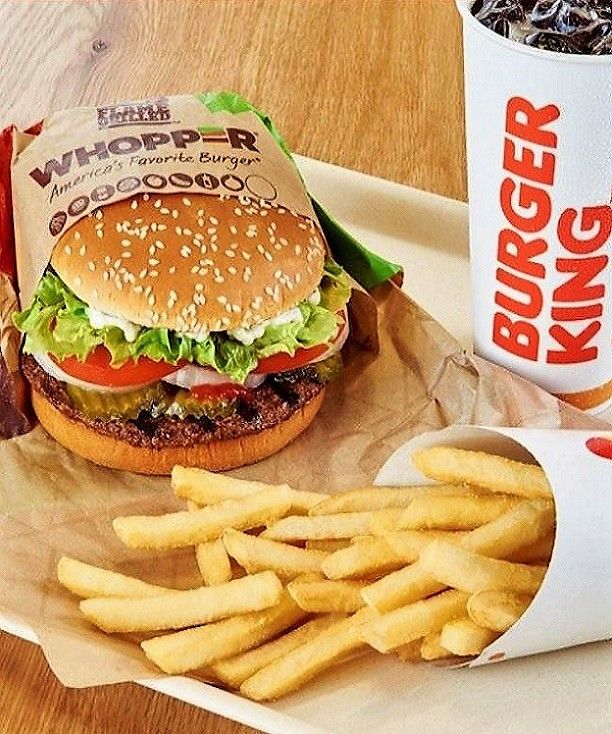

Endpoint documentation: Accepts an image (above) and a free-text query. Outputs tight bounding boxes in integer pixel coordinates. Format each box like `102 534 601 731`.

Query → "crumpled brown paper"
0 281 609 688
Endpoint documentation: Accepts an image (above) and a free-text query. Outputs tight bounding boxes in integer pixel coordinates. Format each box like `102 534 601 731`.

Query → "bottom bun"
32 387 325 475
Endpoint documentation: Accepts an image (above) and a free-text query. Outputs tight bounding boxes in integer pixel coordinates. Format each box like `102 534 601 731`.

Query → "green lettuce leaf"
14 265 350 383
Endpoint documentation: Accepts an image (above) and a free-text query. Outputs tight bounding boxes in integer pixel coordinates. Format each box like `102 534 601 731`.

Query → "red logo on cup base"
586 436 612 460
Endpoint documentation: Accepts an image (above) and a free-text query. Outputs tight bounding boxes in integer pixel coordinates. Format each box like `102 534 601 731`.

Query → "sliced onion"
163 364 266 390
32 353 149 393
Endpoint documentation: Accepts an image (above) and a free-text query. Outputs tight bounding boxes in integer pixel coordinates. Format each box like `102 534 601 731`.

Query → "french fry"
209 615 340 688
172 465 326 514
362 500 554 612
395 639 423 663
195 539 232 586
467 590 533 632
263 512 378 542
419 540 547 595
412 447 552 499
508 533 555 564
321 536 405 580
141 591 306 675
57 556 174 599
420 632 453 661
288 575 367 613
322 530 467 582
80 571 283 633
306 539 353 552
309 484 486 516
369 495 521 534
439 617 499 656
239 606 376 701
462 499 554 558
113 488 291 550
360 590 469 653
223 529 327 580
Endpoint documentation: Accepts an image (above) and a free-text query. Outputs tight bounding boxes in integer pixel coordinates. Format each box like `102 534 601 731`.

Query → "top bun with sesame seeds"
50 193 327 334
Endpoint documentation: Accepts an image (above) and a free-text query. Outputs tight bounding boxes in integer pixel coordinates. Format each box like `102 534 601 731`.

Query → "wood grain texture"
0 1 466 733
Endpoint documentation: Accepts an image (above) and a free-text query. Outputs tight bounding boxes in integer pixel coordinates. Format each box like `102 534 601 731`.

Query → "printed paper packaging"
456 1 612 413
378 425 612 664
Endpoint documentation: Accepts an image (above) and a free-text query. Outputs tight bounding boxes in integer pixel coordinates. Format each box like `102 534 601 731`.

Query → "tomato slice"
254 343 329 374
53 347 181 388
255 311 347 375
190 383 250 402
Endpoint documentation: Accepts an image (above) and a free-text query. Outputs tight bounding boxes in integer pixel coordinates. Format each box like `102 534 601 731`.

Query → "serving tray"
1 155 610 734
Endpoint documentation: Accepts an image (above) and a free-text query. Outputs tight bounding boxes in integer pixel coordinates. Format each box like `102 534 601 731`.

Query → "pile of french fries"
57 446 555 701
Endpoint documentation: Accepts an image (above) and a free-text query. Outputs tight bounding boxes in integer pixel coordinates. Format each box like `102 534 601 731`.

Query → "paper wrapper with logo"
0 92 610 689
456 0 612 414
378 425 612 665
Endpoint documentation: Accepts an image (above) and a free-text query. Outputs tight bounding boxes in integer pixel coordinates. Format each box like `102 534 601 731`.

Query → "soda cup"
456 0 612 413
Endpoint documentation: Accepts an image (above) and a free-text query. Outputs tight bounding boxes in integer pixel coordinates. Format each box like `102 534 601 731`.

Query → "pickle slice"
67 382 169 420
314 353 343 384
166 390 239 420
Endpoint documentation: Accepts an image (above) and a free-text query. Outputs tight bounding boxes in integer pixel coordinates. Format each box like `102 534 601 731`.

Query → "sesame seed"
217 295 227 305
274 243 282 250
194 233 204 241
257 244 265 254
199 268 208 276
228 266 237 275
103 272 110 281
96 230 103 238
242 251 251 260
234 208 242 217
121 239 131 247
88 261 96 271
264 252 273 262
214 275 225 283
160 207 169 214
182 198 191 206
172 209 179 219
265 286 273 296
221 316 231 326
122 251 131 258
139 269 148 278
154 199 162 208
175 226 183 235
115 223 122 233
180 246 192 258
229 225 238 235
231 304 241 313
168 266 176 274
149 270 159 278
195 283 204 292
274 270 282 279
197 217 205 227
225 303 232 313
113 259 121 269
183 228 192 236
190 265 200 274
131 200 138 210
149 258 160 266
298 222 307 230
158 224 167 231
95 210 103 220
225 250 236 258
64 245 72 255
279 237 288 246
294 245 302 255
210 243 218 252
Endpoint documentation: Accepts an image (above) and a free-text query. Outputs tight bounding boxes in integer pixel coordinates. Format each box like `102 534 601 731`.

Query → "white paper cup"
456 1 612 414
377 425 612 664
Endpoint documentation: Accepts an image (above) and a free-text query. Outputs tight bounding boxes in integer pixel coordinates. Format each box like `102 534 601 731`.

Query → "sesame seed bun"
50 193 326 334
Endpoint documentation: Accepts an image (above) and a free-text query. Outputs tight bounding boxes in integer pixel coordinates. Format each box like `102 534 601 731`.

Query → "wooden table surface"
0 1 465 733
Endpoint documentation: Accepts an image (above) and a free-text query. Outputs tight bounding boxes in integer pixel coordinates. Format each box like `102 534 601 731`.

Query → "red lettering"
495 268 543 319
498 229 546 278
493 312 539 361
551 303 603 322
503 138 556 185
506 97 560 148
557 206 612 255
547 323 600 364
500 178 552 233
553 255 608 303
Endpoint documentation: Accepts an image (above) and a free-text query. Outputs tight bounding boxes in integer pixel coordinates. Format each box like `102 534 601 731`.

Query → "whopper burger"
13 192 350 473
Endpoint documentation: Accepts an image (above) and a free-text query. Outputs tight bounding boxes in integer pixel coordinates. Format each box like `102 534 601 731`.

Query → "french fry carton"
377 425 612 665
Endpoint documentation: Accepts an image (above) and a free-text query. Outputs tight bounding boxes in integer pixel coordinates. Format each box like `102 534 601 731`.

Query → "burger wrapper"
377 425 612 665
0 93 610 688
